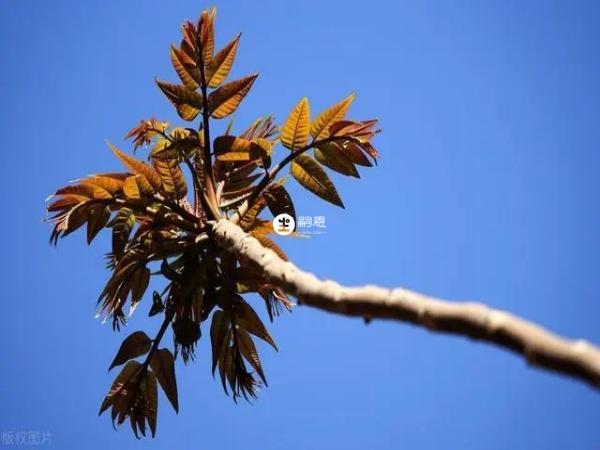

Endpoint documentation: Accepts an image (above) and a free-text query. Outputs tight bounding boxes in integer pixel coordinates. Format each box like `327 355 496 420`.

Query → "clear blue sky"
1 0 599 448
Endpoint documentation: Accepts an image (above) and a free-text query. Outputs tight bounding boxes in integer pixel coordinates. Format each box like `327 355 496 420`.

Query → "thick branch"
212 219 600 390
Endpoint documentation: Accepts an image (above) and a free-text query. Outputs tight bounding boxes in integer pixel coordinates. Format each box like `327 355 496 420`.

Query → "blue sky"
1 0 599 448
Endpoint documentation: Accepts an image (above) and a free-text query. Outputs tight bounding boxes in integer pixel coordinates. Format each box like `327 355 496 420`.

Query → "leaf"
58 203 92 239
210 310 230 374
83 175 126 194
239 194 267 231
290 154 344 208
109 331 152 371
55 183 112 200
123 176 141 200
149 291 165 317
281 97 310 150
143 370 158 437
199 7 216 64
87 205 111 244
149 349 179 413
99 360 142 415
241 116 279 141
170 45 199 90
125 118 170 150
311 93 355 141
264 183 296 222
156 80 204 121
154 159 188 199
214 135 268 161
236 329 266 384
235 296 278 350
343 141 372 167
111 208 135 259
130 266 150 307
47 194 88 212
180 21 198 62
151 127 199 161
206 34 240 88
208 74 258 119
314 142 359 178
109 142 162 190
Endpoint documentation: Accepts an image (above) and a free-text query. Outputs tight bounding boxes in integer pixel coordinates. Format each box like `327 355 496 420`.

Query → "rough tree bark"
212 219 600 390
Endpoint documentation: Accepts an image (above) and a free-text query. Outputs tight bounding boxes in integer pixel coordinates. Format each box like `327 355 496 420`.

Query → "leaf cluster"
45 6 380 438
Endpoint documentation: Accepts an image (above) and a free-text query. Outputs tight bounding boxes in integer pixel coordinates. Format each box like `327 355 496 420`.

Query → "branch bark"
211 219 600 390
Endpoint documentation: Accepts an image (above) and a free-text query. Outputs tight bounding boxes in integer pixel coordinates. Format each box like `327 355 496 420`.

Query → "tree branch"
211 218 600 390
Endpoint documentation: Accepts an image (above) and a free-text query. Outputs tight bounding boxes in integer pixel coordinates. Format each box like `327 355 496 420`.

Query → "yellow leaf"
311 93 355 141
208 74 258 119
281 97 310 150
214 135 267 161
123 176 141 200
290 154 344 208
155 80 203 121
55 183 112 200
170 45 199 90
83 175 125 194
108 143 162 191
206 34 240 88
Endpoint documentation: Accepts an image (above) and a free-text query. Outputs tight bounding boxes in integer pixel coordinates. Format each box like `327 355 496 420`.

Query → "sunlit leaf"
55 183 112 200
214 135 268 161
111 208 135 260
170 45 200 90
156 80 204 121
198 7 216 64
109 143 162 190
206 34 240 88
154 159 188 199
290 154 344 208
311 93 355 141
83 175 126 194
281 97 310 150
125 118 170 150
208 74 258 119
123 176 141 200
